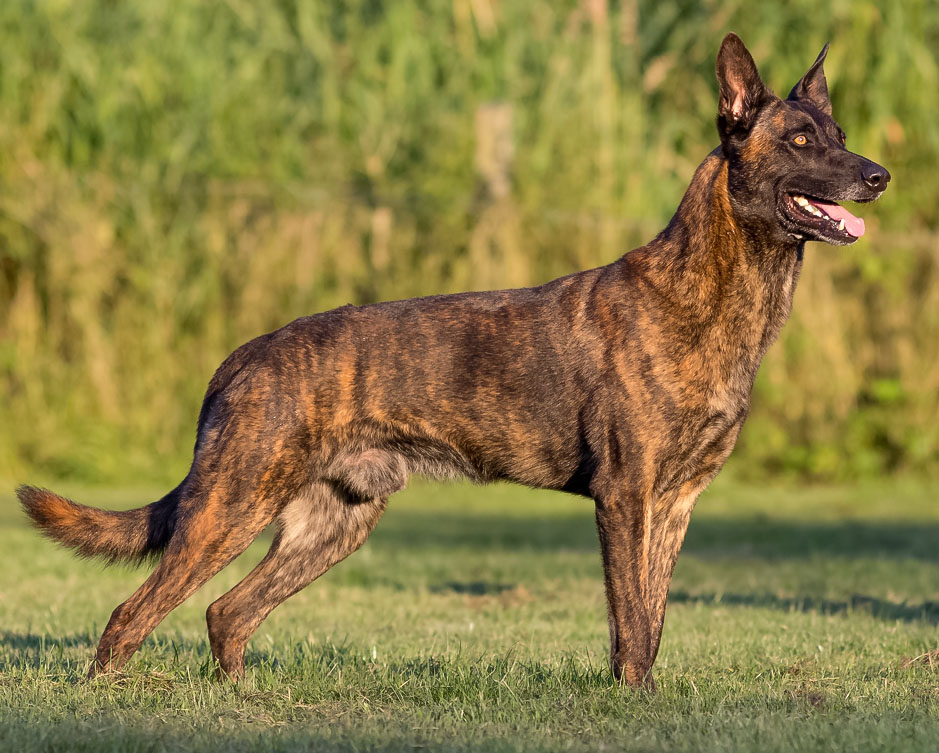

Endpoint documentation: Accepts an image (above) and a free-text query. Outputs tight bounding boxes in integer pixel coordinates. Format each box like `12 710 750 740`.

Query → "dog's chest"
641 364 754 492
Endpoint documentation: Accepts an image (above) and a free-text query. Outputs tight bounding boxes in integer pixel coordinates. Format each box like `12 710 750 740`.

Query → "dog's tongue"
810 199 866 237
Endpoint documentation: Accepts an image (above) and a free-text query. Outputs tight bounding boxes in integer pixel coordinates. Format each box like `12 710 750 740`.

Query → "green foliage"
1 479 938 751
0 1 937 483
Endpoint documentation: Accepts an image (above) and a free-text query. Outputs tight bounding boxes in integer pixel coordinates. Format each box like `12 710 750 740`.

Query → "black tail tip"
16 484 42 507
16 485 58 525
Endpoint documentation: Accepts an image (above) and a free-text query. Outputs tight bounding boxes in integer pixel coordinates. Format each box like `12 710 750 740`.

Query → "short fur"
17 34 889 688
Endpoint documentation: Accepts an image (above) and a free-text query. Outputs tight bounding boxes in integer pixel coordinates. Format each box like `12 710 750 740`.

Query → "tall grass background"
0 0 937 484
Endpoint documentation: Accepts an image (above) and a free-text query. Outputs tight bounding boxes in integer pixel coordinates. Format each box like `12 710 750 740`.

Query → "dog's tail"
16 484 182 565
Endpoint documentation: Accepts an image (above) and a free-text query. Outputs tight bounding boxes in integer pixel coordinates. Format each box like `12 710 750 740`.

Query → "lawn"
0 478 936 752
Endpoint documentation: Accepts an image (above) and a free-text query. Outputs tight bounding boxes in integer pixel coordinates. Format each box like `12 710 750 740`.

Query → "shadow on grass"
0 631 95 652
0 631 214 673
0 631 95 673
0 714 628 753
668 591 939 625
429 581 517 595
3 697 939 753
0 631 608 694
372 509 939 562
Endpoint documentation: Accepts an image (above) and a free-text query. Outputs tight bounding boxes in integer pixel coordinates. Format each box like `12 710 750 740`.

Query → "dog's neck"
621 148 804 380
655 147 803 284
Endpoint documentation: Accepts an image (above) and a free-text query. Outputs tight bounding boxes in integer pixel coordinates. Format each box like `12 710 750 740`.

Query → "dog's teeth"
838 219 845 231
794 195 808 207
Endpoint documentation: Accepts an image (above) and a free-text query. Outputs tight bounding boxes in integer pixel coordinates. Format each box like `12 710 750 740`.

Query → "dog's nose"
862 163 890 191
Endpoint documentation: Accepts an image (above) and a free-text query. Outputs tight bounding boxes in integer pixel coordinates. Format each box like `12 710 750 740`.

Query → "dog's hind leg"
206 481 386 679
88 474 283 677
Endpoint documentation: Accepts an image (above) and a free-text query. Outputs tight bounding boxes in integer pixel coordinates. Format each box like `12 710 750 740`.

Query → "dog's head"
715 33 889 246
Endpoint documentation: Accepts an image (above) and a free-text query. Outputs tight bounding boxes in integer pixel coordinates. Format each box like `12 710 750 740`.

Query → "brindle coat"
18 34 889 688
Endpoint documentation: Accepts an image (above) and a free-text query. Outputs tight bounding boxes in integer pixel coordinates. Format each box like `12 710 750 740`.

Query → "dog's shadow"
668 591 939 625
0 631 95 652
372 509 939 563
429 581 516 596
4 582 936 677
0 631 212 673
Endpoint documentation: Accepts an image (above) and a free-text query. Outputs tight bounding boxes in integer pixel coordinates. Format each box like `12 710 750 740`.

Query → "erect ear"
787 43 832 115
716 33 769 138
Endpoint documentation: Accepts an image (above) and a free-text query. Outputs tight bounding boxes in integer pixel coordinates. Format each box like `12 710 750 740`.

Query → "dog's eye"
793 134 808 146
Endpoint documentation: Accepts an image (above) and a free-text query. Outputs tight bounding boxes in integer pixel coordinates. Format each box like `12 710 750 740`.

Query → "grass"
0 478 937 751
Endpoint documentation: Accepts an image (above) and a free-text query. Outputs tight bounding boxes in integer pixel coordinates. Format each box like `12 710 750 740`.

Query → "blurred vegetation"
0 0 937 484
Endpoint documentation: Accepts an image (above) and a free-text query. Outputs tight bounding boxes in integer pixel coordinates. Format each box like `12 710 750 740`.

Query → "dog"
17 34 889 688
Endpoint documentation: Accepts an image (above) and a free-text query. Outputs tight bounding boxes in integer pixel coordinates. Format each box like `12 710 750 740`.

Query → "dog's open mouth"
783 193 866 243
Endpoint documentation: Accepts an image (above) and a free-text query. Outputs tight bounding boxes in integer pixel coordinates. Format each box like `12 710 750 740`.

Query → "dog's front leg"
594 489 656 690
645 481 707 668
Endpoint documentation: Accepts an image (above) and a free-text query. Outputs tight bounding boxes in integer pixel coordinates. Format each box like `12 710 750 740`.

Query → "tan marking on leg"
206 482 386 679
646 475 714 665
89 486 278 677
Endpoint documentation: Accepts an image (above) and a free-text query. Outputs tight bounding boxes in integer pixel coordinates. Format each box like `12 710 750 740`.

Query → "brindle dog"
18 34 889 688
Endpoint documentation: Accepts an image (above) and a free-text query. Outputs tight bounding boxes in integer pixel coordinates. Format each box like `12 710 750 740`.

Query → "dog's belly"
320 410 587 500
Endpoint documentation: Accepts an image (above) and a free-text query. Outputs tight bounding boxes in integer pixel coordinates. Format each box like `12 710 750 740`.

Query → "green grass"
1 478 937 752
